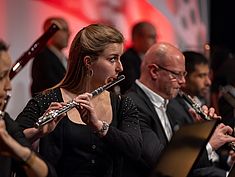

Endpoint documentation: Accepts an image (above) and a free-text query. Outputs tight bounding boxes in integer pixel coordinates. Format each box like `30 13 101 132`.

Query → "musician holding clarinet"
16 24 142 177
123 42 235 177
168 51 235 175
0 40 57 177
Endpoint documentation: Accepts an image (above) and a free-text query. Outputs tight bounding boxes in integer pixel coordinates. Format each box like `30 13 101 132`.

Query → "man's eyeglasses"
156 64 187 80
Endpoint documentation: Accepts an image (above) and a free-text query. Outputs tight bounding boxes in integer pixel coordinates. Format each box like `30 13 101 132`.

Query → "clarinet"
35 75 125 128
178 91 211 120
179 90 235 151
0 94 11 120
9 22 60 80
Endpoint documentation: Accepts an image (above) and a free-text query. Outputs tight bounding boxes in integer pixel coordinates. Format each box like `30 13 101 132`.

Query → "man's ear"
148 65 158 79
83 56 92 67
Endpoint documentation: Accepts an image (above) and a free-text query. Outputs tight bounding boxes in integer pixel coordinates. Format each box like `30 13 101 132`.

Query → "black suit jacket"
218 93 235 129
119 48 142 94
31 47 66 96
168 94 195 126
169 95 227 177
125 84 226 177
123 83 179 177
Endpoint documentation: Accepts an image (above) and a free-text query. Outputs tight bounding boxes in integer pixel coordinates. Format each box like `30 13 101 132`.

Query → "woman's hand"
23 102 66 143
74 93 103 131
37 102 66 135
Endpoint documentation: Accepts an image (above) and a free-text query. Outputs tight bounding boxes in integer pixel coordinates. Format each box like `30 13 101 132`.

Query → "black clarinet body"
178 91 211 120
179 91 235 151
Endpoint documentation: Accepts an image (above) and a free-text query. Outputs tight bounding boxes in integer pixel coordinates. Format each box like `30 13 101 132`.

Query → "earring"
87 69 94 77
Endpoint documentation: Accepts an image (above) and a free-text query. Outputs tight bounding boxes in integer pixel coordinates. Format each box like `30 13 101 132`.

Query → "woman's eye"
109 57 116 62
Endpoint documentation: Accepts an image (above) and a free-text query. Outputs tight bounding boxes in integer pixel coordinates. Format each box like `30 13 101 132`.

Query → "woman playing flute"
16 24 142 177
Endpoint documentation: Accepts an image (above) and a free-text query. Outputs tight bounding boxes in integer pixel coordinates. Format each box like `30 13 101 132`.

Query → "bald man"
123 42 235 177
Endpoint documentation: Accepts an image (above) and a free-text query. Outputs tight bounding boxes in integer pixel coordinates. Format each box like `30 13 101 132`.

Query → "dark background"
210 1 235 53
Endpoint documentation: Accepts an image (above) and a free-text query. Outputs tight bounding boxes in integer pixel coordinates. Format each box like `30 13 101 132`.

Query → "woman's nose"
5 76 12 92
116 60 123 72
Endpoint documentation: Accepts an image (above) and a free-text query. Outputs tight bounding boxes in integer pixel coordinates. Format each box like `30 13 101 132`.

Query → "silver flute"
35 75 125 128
179 90 235 151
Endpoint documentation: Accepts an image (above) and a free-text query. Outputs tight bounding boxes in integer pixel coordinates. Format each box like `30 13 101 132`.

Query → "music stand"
151 120 218 177
228 163 235 177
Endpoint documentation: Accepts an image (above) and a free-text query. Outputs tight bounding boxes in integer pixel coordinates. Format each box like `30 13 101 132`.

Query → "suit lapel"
133 84 169 144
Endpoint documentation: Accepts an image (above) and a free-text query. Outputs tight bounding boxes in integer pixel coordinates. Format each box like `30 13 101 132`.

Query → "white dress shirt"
136 80 173 141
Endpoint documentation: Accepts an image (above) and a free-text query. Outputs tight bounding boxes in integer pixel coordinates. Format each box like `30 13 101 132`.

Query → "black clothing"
16 88 142 177
190 167 226 177
125 83 226 177
218 91 235 129
169 94 228 176
0 113 57 177
0 113 29 177
168 94 195 125
119 48 142 94
4 113 29 146
218 89 235 171
124 83 180 177
31 47 66 96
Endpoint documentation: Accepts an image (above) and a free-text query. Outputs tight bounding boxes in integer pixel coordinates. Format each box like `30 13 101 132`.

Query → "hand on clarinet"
209 123 235 150
188 105 221 121
228 150 235 167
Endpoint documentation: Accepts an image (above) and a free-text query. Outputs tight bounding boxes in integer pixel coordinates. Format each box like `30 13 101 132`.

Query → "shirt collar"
135 80 168 109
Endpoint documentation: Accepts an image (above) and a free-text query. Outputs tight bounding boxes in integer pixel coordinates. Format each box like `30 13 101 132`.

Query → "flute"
179 90 235 151
35 75 125 128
